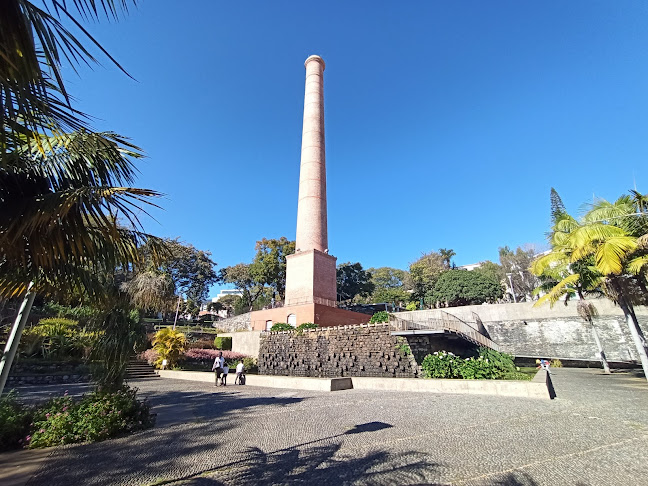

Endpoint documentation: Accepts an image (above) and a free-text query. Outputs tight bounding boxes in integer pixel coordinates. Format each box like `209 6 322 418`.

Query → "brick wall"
259 324 453 378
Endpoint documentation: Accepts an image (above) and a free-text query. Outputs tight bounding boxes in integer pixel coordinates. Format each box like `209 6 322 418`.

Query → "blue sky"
63 1 648 294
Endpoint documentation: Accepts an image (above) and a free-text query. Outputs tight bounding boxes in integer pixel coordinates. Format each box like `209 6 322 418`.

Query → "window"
287 314 297 327
265 320 273 331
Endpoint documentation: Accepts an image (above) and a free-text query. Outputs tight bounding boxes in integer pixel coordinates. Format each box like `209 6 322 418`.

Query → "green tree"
217 294 241 317
366 267 411 305
1 0 136 149
472 261 505 287
427 269 503 307
249 237 295 300
439 248 456 269
499 246 540 302
336 262 374 302
409 251 448 304
218 263 265 312
162 239 218 304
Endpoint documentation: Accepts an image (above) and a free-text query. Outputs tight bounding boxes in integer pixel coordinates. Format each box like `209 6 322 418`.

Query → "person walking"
212 351 225 386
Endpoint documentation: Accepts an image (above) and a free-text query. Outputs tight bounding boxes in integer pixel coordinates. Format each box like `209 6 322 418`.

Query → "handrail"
264 296 338 309
389 310 499 351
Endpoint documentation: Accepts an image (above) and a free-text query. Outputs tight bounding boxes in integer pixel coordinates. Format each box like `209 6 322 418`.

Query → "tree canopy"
336 262 374 302
249 237 295 300
409 250 450 301
427 270 503 307
366 267 411 304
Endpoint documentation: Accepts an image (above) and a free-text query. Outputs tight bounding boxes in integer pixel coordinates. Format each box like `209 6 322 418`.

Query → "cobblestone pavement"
18 368 648 485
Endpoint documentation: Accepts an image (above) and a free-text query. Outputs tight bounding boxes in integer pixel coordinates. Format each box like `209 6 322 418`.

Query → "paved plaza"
6 368 648 485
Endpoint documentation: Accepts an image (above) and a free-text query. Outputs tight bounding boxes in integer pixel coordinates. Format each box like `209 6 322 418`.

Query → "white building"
213 289 243 302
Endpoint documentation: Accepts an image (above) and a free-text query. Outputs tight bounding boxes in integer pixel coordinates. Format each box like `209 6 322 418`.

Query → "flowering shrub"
139 348 159 366
183 348 248 369
183 348 247 362
421 348 524 380
421 351 463 378
0 391 33 451
28 387 154 448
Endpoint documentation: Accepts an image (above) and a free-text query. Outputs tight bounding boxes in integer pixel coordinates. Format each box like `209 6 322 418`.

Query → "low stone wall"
213 313 252 332
8 361 92 386
8 374 91 386
259 324 421 378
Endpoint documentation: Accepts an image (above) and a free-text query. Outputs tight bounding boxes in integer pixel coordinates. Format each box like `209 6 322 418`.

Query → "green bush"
369 311 389 324
405 302 417 311
214 336 232 350
296 322 318 332
270 323 293 332
421 351 463 378
421 348 522 380
477 347 516 378
0 391 33 451
28 387 154 448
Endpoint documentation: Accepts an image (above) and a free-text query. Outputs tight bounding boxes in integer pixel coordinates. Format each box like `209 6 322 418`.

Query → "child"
221 364 229 386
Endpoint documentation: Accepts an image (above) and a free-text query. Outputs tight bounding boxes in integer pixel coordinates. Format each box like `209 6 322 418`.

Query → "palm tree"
532 205 611 374
0 130 165 395
536 194 648 381
0 1 160 395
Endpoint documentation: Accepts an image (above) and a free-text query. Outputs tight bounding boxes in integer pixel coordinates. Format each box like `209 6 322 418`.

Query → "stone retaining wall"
259 324 421 378
8 374 91 386
397 302 648 362
213 312 252 332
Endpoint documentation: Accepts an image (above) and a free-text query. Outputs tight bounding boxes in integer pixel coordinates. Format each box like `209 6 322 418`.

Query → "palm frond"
595 236 637 275
530 251 569 277
627 255 648 275
533 273 580 308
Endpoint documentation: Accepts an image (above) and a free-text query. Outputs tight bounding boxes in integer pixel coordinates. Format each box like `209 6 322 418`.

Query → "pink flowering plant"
27 386 154 448
139 348 252 370
182 348 248 370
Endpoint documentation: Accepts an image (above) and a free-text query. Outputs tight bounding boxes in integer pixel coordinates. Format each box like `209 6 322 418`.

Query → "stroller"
236 371 246 385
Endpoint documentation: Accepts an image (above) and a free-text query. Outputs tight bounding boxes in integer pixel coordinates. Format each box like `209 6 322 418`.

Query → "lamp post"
506 273 517 303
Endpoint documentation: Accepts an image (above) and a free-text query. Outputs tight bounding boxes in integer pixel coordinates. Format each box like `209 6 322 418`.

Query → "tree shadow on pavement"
478 471 590 486
145 388 305 426
166 442 440 485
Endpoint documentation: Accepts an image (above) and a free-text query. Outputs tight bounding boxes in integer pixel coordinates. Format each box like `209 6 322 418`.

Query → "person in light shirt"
211 351 224 386
235 360 245 385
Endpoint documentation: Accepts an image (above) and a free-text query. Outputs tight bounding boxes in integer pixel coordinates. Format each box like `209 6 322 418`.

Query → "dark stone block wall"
259 324 426 377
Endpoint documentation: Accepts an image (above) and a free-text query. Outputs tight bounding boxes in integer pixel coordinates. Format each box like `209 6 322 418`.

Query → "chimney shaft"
295 55 327 252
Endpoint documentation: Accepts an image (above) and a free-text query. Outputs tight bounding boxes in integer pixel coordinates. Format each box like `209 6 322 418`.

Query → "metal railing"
389 310 500 350
264 296 338 309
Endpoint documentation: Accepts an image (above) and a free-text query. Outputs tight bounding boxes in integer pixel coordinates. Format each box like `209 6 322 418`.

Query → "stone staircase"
124 358 159 380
